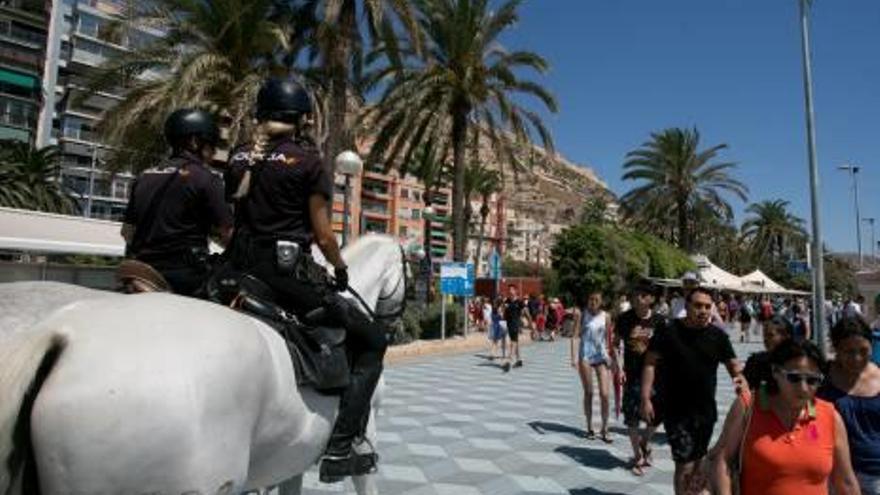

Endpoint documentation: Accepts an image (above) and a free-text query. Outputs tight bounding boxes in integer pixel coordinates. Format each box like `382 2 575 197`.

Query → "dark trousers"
240 247 388 448
139 256 207 296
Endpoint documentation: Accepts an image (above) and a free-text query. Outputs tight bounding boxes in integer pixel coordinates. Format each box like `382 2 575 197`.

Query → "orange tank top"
740 395 835 495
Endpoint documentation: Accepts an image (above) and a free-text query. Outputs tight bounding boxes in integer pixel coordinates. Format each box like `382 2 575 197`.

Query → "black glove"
334 265 349 292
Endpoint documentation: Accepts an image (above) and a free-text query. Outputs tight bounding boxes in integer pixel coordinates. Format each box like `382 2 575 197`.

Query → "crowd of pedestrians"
469 276 879 495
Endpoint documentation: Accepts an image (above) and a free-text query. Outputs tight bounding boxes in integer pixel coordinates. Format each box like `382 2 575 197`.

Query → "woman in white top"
571 290 614 443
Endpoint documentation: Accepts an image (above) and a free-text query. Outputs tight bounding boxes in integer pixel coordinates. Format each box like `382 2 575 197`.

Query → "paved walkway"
302 339 762 495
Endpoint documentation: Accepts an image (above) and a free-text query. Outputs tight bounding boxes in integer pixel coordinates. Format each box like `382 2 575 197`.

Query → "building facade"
0 0 47 144
331 166 452 261
31 0 162 219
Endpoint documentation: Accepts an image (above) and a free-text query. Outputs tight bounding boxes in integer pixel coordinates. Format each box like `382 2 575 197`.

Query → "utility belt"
234 233 327 285
135 245 210 271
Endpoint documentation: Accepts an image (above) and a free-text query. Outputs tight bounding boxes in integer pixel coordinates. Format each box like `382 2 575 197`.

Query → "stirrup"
319 451 378 483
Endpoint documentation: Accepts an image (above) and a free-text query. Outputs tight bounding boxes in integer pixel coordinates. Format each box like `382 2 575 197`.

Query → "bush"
388 306 423 345
551 224 695 302
418 299 464 340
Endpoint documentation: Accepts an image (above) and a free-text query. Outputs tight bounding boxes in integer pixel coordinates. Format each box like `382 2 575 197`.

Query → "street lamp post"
798 0 827 354
863 217 876 264
838 164 863 268
335 150 363 247
85 145 98 218
423 204 436 304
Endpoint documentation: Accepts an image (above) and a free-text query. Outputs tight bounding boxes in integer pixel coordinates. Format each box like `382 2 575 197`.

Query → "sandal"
629 458 646 477
600 431 613 444
584 429 596 440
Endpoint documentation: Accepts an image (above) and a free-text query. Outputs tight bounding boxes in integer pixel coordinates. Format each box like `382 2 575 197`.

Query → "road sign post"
440 262 475 340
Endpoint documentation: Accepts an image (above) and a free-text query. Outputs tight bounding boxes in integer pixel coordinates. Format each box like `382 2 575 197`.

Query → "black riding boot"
319 355 383 482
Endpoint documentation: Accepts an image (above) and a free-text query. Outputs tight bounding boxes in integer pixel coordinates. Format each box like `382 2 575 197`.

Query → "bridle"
346 244 409 323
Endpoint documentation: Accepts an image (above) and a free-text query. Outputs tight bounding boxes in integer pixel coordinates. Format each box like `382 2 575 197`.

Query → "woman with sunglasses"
818 316 880 494
712 339 861 495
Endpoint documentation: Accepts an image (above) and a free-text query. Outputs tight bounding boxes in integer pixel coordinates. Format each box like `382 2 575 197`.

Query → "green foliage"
551 224 695 301
418 300 464 340
0 141 78 214
579 196 609 225
388 305 424 344
364 0 557 260
824 255 858 298
741 199 807 262
620 127 748 251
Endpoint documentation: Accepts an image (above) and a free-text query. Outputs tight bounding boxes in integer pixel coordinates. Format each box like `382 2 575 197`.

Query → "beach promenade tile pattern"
302 339 762 495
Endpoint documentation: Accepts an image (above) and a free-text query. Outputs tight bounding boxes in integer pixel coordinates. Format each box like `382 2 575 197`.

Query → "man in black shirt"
225 78 387 483
613 281 666 475
122 109 233 296
502 284 532 372
641 286 740 494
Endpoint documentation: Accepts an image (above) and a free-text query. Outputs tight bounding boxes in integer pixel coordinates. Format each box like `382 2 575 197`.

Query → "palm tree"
89 0 295 173
467 165 502 276
0 141 77 214
364 0 558 261
621 127 748 252
295 0 420 169
741 199 807 262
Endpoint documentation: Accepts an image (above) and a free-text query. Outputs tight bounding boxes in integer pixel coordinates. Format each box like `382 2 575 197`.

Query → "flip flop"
600 431 613 444
629 458 646 477
584 430 596 440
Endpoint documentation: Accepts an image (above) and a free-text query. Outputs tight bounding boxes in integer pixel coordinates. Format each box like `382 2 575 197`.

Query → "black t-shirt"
504 298 526 330
615 309 667 381
226 138 332 244
647 319 736 421
124 154 231 257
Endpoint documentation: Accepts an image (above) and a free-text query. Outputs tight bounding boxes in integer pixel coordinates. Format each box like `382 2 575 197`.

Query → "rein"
343 244 408 322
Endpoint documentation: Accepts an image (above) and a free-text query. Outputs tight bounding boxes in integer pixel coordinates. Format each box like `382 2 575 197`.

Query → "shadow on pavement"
528 420 586 438
568 488 629 495
555 445 628 471
606 425 668 445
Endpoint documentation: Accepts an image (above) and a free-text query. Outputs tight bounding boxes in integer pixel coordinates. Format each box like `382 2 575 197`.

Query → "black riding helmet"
256 77 312 123
164 108 220 149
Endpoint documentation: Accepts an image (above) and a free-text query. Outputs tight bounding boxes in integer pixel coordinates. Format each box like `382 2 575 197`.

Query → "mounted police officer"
121 108 233 296
225 77 388 482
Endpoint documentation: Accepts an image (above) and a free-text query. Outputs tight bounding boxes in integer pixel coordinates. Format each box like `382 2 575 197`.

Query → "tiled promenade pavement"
302 339 762 495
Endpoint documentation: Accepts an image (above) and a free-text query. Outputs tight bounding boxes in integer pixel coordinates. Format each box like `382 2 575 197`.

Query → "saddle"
116 260 349 393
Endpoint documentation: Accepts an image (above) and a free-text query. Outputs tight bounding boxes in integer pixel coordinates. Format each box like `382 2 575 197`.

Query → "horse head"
341 234 408 323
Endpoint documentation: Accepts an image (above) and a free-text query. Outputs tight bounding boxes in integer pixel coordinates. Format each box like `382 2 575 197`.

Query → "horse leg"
275 475 303 495
352 401 380 495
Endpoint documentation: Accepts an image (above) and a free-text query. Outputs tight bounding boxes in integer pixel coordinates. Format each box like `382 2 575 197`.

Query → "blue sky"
497 0 880 253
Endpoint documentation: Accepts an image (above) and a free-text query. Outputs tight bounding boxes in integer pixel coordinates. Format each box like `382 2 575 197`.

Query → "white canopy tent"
648 255 809 295
692 254 745 291
0 207 126 256
0 207 222 257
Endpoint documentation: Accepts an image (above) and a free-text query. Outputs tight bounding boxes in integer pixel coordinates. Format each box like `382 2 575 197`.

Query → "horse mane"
343 234 398 263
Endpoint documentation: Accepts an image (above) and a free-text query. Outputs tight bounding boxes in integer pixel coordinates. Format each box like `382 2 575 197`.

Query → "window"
399 226 408 237
412 209 421 220
77 13 100 38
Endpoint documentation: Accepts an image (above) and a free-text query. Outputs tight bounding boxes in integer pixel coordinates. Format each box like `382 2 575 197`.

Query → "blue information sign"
440 262 475 296
788 260 810 275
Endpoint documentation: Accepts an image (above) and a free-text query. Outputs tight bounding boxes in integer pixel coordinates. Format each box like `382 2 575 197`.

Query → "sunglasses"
774 368 824 387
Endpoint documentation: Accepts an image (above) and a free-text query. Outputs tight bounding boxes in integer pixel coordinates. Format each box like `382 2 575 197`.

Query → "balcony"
0 44 41 71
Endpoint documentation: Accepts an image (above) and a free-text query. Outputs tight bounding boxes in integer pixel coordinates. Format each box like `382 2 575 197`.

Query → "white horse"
0 234 407 495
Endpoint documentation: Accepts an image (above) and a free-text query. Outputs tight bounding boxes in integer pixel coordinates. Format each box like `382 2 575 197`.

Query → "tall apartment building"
331 167 452 261
34 0 160 219
0 0 47 144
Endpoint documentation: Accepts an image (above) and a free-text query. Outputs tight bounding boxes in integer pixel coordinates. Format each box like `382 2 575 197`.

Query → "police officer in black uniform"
122 109 233 296
225 77 388 482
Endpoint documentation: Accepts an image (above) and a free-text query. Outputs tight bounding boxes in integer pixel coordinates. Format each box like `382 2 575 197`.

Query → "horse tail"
0 331 67 495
